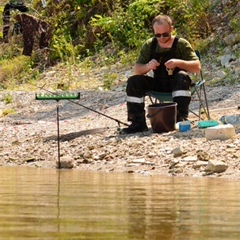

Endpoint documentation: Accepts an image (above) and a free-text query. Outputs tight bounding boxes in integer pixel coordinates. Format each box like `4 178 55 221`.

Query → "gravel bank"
0 85 240 179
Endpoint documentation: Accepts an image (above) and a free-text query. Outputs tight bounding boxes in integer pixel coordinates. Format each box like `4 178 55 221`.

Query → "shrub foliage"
0 0 213 88
39 0 212 61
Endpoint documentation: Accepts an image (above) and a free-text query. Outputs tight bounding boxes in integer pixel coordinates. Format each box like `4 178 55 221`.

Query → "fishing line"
33 83 129 128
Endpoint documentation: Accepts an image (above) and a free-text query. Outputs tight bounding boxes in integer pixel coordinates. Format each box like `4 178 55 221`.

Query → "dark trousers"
126 71 192 122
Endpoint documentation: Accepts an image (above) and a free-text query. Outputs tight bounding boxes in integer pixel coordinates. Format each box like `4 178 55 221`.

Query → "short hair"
152 15 173 28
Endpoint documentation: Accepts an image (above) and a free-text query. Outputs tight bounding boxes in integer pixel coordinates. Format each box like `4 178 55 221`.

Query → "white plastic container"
205 124 236 140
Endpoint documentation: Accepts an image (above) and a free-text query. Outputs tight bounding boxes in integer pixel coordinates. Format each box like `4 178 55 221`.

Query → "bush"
90 0 211 51
0 0 214 89
0 56 32 88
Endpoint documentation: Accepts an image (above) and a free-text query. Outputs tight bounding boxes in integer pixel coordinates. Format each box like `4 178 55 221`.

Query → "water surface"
0 166 240 239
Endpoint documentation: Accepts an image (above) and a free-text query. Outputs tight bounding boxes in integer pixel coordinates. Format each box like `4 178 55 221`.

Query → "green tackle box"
198 120 219 129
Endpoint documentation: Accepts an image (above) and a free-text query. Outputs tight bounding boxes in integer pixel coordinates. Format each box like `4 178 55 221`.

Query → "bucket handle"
147 108 163 119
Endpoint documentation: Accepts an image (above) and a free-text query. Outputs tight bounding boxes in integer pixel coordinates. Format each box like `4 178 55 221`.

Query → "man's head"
152 15 173 44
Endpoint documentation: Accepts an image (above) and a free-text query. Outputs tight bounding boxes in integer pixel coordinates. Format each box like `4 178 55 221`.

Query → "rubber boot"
122 98 148 134
121 115 148 134
173 96 191 122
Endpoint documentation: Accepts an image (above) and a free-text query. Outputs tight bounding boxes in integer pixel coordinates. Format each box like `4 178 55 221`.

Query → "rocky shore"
1 84 240 179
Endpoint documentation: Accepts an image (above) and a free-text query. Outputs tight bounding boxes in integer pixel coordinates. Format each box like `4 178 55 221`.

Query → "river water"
0 166 240 240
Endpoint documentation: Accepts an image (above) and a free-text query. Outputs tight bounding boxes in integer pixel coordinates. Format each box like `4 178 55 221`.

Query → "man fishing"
122 14 201 134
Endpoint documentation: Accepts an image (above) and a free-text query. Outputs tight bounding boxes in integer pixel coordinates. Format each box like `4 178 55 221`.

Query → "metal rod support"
57 102 61 168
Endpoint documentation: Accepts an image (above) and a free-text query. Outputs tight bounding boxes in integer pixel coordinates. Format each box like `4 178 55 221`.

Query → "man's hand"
147 59 160 70
133 59 160 75
164 59 180 69
165 58 201 73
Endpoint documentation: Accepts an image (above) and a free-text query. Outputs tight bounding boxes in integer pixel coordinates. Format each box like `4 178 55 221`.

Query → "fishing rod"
35 83 129 127
35 83 128 169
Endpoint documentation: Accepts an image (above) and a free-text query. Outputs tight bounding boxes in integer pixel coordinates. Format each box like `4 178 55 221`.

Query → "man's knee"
127 75 141 85
126 75 142 93
172 70 191 90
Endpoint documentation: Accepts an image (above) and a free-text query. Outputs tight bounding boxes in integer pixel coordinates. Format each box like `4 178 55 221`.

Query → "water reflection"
0 166 240 239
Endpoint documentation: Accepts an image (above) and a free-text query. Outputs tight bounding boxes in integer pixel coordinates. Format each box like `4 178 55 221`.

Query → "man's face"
153 22 173 44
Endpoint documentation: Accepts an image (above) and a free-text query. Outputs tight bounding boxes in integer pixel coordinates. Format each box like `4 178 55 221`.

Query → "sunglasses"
154 33 170 38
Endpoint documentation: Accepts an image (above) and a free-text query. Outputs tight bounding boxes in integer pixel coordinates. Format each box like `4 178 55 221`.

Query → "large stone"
172 147 185 157
197 150 210 161
205 160 228 173
220 54 235 68
56 156 74 169
224 33 240 46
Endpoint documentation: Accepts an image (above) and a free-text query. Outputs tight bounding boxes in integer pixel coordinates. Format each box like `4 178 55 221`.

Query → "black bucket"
147 102 177 133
